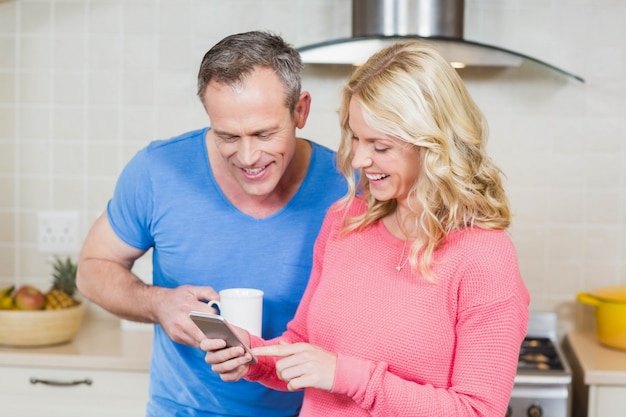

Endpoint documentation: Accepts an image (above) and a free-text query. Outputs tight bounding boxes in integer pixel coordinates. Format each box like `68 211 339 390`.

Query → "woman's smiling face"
348 96 421 206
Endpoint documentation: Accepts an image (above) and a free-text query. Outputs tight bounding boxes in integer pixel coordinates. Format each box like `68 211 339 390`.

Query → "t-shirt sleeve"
106 147 155 250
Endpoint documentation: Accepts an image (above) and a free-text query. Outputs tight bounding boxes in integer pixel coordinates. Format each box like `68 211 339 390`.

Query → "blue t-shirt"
107 128 347 417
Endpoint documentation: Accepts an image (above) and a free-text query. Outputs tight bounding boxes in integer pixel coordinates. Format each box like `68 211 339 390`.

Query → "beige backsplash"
0 0 624 335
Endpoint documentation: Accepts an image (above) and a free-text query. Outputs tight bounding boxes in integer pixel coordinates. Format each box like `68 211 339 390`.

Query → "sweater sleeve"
330 296 528 416
244 334 289 391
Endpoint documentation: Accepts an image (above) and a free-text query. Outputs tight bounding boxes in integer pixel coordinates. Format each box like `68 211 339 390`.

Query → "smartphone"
189 311 257 364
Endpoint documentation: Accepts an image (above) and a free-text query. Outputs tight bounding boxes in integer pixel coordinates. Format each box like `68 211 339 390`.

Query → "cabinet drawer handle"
30 377 93 387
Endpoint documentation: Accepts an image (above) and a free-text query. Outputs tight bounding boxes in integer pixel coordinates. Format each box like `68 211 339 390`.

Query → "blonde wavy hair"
337 41 511 279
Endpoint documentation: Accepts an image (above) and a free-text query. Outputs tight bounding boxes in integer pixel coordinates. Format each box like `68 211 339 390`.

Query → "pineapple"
45 256 80 309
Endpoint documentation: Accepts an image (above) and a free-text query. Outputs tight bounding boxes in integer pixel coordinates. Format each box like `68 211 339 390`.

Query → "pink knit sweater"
247 199 530 416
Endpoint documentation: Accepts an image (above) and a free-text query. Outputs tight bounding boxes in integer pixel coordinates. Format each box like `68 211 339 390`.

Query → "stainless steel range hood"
298 0 584 82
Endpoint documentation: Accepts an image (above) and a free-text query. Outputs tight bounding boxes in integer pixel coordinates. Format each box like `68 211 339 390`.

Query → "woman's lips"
365 172 389 181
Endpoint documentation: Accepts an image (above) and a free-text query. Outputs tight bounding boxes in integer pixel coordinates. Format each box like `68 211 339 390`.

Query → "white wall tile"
85 177 116 211
121 1 156 35
18 211 37 246
52 177 84 209
155 72 194 106
0 37 16 68
547 190 585 224
0 177 15 207
18 247 50 282
0 142 15 174
19 70 50 104
54 1 87 34
86 107 119 142
123 35 156 71
18 177 49 209
86 143 118 176
0 107 16 139
158 36 193 73
0 211 15 242
584 190 621 224
54 71 85 105
89 0 121 34
157 0 192 35
0 1 16 33
88 35 122 70
19 140 50 176
18 107 50 139
53 106 85 141
19 1 52 35
18 36 52 69
123 72 154 106
53 142 84 177
121 107 156 142
87 71 120 106
53 36 85 70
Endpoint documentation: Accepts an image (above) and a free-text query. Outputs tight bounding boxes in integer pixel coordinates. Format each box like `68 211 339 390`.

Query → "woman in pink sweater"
201 41 530 416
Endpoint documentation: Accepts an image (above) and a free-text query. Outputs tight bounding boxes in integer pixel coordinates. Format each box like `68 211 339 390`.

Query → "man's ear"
294 91 312 129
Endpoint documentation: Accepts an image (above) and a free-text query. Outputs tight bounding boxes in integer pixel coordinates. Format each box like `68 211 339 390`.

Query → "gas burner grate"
518 337 565 371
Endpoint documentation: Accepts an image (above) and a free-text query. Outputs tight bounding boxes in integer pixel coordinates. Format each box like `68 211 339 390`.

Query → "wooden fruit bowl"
0 303 85 347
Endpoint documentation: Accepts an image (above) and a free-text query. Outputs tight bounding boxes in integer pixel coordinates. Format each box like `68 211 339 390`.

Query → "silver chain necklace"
396 240 410 272
394 210 410 272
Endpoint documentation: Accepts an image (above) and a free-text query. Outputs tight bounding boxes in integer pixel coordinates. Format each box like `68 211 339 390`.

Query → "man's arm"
76 212 219 347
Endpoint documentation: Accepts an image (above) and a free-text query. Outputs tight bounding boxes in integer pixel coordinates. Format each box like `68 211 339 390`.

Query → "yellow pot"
577 286 626 351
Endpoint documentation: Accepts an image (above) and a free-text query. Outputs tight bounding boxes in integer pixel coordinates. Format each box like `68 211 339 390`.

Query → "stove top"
518 337 566 372
514 313 571 385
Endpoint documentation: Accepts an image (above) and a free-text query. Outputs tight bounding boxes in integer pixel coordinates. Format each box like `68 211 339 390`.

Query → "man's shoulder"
308 140 336 157
307 140 340 172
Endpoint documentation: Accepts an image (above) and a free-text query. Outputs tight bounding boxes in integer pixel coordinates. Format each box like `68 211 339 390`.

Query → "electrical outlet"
38 211 80 254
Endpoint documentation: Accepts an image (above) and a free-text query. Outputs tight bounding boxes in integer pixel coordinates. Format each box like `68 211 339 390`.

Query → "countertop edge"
566 330 626 386
0 354 150 372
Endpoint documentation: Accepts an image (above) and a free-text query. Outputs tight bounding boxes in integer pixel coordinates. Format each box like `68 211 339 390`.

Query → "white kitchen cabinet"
562 330 626 417
0 365 149 416
587 385 626 417
0 313 152 417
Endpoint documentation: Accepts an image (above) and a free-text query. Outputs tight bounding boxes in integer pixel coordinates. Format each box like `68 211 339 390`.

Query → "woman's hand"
200 333 254 382
253 341 337 391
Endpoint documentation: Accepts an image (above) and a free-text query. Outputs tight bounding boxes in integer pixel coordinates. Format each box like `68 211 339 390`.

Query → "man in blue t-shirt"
76 31 347 417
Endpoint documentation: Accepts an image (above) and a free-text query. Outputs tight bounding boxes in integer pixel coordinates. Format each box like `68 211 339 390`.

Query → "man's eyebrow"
213 127 278 137
212 129 235 137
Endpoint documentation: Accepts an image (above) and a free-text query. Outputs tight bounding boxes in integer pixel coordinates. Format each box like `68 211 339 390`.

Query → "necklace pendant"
396 265 402 272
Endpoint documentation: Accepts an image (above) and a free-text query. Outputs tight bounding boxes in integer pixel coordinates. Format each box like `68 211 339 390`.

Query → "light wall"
0 0 624 334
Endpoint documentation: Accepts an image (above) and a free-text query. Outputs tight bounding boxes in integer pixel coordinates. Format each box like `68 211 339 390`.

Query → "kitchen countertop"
565 330 626 385
0 314 152 372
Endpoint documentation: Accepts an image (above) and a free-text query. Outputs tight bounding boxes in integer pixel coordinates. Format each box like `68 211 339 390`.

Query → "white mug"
208 288 263 336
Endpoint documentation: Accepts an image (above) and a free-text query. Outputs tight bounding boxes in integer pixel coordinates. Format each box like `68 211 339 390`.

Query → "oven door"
508 383 570 417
